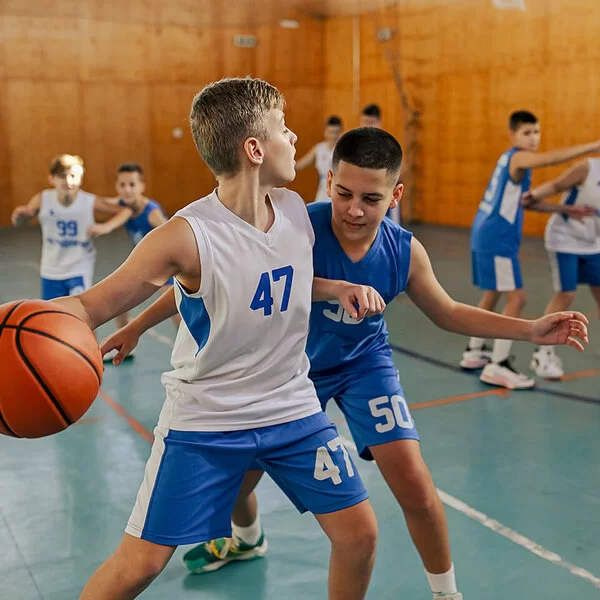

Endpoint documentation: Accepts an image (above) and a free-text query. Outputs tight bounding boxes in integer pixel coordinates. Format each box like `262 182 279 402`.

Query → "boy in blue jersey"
89 163 181 349
464 110 600 389
102 128 589 599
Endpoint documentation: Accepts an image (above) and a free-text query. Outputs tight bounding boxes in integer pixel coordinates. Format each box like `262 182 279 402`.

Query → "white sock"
468 337 485 350
426 563 458 595
491 339 512 364
232 515 262 546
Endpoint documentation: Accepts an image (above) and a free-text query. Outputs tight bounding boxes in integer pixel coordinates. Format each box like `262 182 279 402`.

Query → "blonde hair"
49 154 84 176
190 77 285 176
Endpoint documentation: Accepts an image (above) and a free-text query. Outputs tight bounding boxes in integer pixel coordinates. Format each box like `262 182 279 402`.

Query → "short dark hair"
361 104 381 119
509 110 538 132
332 128 402 179
117 163 144 178
326 115 342 127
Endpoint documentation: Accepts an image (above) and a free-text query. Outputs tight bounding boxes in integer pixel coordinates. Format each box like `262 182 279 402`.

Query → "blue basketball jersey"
119 199 166 245
471 148 532 255
306 203 412 374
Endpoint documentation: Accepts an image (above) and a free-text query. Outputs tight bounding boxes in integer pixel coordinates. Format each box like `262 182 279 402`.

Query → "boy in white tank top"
11 154 121 300
51 78 381 600
523 158 600 377
295 115 343 203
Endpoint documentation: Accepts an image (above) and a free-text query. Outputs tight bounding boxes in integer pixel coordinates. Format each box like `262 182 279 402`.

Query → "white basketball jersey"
314 142 333 203
39 189 97 280
160 188 321 432
545 158 600 254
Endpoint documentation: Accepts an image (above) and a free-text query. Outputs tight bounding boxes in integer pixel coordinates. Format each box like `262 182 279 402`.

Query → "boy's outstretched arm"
511 140 600 171
405 238 589 350
522 160 595 219
11 193 41 227
53 218 199 330
101 286 178 365
88 206 134 238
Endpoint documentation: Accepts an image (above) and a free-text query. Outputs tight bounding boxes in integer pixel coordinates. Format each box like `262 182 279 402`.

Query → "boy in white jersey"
11 154 120 300
102 129 590 600
464 111 600 389
50 78 382 600
522 159 600 377
295 115 343 203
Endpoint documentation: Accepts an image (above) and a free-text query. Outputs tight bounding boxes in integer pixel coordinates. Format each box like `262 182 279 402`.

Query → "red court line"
559 368 600 382
98 389 154 444
411 388 509 410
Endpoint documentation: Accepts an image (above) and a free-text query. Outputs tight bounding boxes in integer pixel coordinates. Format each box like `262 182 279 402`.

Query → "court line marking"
337 434 600 589
411 388 509 410
389 342 600 406
97 390 154 444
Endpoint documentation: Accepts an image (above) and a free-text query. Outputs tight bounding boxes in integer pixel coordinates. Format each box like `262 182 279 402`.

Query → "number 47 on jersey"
250 265 294 316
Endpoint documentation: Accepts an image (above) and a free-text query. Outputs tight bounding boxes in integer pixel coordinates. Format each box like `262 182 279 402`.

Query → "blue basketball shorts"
471 251 523 291
125 411 368 546
41 273 92 300
548 251 600 292
311 361 419 461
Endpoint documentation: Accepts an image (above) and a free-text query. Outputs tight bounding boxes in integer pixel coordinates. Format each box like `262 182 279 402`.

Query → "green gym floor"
1 224 599 599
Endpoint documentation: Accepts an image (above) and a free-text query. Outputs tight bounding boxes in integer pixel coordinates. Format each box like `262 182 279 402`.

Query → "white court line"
337 434 600 589
148 327 175 347
143 330 600 589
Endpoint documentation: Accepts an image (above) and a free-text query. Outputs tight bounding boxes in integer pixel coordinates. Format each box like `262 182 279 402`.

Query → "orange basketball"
0 299 103 439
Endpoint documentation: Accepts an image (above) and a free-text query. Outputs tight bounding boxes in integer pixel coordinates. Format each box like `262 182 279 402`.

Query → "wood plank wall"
324 0 600 236
0 2 325 225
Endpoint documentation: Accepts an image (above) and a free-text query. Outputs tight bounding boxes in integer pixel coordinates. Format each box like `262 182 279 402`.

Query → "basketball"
0 299 103 439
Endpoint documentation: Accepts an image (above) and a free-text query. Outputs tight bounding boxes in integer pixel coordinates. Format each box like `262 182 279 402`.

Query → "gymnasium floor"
1 224 599 600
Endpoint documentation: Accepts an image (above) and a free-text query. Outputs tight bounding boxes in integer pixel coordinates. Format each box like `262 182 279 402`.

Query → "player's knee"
555 291 576 305
113 542 170 585
396 468 437 513
329 508 378 556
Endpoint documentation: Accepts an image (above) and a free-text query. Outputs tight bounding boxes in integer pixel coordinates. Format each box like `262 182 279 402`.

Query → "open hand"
100 327 141 365
531 311 589 350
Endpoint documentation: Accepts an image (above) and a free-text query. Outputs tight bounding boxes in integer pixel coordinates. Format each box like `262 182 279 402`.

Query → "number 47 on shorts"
314 436 355 485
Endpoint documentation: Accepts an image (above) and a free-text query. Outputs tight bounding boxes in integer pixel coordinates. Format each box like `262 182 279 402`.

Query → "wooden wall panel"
6 81 82 212
80 84 152 198
0 5 326 226
3 17 84 80
324 0 600 236
0 84 11 222
149 84 215 215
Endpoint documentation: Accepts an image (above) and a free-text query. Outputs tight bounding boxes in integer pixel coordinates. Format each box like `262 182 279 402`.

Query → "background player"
295 116 343 203
11 154 121 300
463 110 600 388
522 158 599 377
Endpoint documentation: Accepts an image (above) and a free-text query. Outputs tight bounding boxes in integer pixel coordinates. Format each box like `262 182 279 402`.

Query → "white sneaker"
480 357 535 389
460 346 492 369
530 348 564 379
433 593 463 600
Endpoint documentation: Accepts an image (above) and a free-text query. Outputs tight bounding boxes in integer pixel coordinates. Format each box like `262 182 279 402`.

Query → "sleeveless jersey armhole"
398 229 413 292
173 215 214 299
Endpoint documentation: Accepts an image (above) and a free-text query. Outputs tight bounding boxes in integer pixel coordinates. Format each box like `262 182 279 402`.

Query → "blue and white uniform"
314 142 333 203
470 148 532 291
307 202 418 461
126 190 367 546
545 158 600 292
118 199 166 246
38 189 96 300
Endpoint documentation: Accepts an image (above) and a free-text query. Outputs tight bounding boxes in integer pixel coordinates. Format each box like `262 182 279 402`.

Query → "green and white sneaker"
434 593 463 600
182 533 268 574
